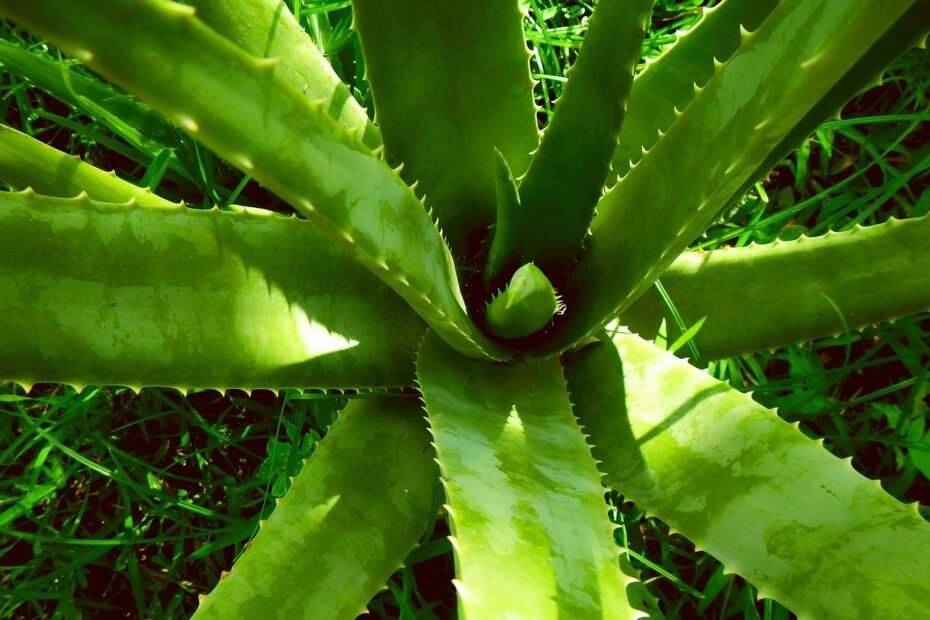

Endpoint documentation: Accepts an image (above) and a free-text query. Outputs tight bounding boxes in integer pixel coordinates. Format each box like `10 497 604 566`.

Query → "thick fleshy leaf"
188 0 380 148
483 148 523 289
351 0 539 256
611 0 778 176
485 263 561 340
547 0 925 354
193 396 436 620
621 214 930 359
0 190 424 391
519 0 654 274
0 36 178 147
0 0 507 361
564 331 930 618
726 1 930 209
416 331 639 619
0 123 174 207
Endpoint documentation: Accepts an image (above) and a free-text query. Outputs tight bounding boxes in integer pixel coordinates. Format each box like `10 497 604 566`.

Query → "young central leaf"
486 263 561 340
483 148 523 290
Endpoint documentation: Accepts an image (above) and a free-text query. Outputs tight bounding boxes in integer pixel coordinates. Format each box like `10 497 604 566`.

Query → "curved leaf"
0 123 174 207
547 0 924 354
485 263 561 340
483 148 523 289
0 0 507 361
417 331 639 619
724 1 930 209
519 0 654 274
0 190 424 391
611 0 778 176
0 37 179 147
188 0 380 148
621 214 930 359
194 396 436 620
564 331 930 618
351 0 539 256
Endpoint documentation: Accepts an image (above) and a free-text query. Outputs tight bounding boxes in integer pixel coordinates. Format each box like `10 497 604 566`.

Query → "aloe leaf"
483 148 523 290
611 0 779 177
187 0 380 149
193 396 436 620
485 263 561 340
519 0 654 274
549 0 925 354
0 36 178 147
0 189 424 391
416 331 638 619
620 214 930 359
725 1 930 209
351 0 539 256
1 0 508 361
0 123 176 207
0 35 210 191
564 331 930 618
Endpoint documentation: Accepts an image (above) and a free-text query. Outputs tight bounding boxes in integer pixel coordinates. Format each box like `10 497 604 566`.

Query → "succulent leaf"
549 0 925 354
417 331 639 619
0 0 508 361
485 263 561 340
0 37 180 148
0 189 424 391
0 124 175 207
564 331 930 618
351 0 539 256
621 214 930 359
519 0 654 274
725 1 930 208
187 0 381 149
193 396 436 620
611 0 779 177
483 148 523 289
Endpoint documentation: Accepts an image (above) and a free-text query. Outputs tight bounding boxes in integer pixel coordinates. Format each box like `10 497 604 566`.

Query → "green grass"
1 1 928 617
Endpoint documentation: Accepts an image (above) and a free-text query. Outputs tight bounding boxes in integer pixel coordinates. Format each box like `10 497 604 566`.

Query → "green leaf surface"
564 331 930 618
187 0 380 148
611 0 778 177
485 263 561 340
725 1 930 209
519 0 654 274
0 190 424 391
0 36 179 147
351 0 539 256
0 36 209 191
193 396 436 620
416 331 638 619
483 148 523 290
621 214 930 359
550 0 922 354
0 123 174 207
0 0 507 361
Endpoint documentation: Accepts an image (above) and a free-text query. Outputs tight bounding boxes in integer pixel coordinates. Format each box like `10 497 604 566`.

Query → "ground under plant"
0 0 929 618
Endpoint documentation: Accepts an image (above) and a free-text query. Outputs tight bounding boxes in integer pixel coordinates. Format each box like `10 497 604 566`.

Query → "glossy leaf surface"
352 0 539 255
519 0 653 273
565 331 930 618
417 331 638 619
553 0 922 354
0 190 423 391
621 215 930 359
194 397 436 620
0 0 506 361
188 0 380 148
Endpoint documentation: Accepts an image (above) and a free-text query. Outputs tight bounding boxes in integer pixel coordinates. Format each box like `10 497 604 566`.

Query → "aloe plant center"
0 0 928 618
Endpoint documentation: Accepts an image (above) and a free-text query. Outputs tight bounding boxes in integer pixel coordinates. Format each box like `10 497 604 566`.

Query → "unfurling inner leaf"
483 148 524 289
486 263 561 340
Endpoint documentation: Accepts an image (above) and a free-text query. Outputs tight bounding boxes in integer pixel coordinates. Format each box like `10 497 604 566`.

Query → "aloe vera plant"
1 0 929 617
